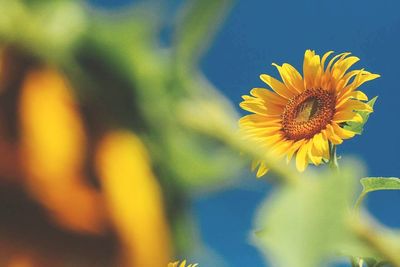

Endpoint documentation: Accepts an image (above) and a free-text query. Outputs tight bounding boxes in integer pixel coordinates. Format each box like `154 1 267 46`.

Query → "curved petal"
336 99 373 113
321 51 334 73
333 110 363 123
272 63 304 93
331 56 360 81
260 74 295 99
295 140 310 172
326 124 343 145
250 88 287 106
286 139 306 163
303 50 323 89
331 122 356 140
256 161 269 178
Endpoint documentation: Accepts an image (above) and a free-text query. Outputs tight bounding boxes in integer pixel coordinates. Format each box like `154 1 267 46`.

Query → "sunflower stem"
328 142 339 171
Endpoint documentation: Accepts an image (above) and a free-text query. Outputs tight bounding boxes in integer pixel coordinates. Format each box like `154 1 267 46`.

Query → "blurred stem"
350 257 364 267
350 257 357 267
328 142 339 171
354 191 367 212
351 219 400 267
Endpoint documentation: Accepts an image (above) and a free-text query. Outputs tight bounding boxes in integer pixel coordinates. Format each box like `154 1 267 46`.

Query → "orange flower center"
282 89 336 140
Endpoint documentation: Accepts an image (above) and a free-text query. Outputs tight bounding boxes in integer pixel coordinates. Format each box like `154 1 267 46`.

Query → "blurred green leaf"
252 163 379 267
173 0 233 70
0 0 86 62
344 96 378 135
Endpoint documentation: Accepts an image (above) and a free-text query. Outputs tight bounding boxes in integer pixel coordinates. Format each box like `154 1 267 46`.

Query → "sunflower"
168 260 198 267
239 50 379 177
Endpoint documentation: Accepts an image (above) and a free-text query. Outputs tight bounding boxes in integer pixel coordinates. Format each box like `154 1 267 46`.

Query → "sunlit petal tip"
256 162 269 178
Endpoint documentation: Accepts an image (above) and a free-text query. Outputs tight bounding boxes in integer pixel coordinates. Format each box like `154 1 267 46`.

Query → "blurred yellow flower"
96 130 172 267
168 260 198 267
240 50 379 177
19 68 106 234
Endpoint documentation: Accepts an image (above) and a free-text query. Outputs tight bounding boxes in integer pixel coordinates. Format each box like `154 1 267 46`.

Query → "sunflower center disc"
282 89 336 140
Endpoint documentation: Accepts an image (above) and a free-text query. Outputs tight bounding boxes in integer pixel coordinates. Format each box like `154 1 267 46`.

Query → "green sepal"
343 96 378 135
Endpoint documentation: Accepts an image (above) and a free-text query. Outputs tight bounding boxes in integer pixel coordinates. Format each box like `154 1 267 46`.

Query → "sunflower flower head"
240 50 379 177
168 260 198 267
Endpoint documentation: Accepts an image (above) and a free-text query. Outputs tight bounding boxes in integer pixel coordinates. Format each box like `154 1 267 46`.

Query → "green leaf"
173 0 232 69
360 177 400 193
343 96 378 135
355 177 400 209
252 162 379 267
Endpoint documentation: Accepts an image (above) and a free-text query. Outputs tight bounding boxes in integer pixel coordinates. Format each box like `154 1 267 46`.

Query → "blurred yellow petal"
168 260 198 267
256 161 269 178
95 131 172 267
19 68 105 234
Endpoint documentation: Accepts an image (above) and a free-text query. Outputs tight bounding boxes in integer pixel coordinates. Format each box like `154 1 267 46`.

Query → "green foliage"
355 177 400 211
360 177 400 193
252 163 381 267
173 0 232 71
0 0 241 260
344 96 378 135
0 0 86 62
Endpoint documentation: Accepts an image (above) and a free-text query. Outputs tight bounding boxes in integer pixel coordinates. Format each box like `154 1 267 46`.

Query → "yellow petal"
303 50 322 89
250 88 287 106
340 71 380 96
321 51 334 72
326 124 343 145
337 99 373 113
326 52 351 74
239 114 281 125
272 63 304 93
241 126 282 138
335 69 364 93
331 122 356 140
260 74 294 99
312 133 324 155
320 130 330 160
271 140 294 158
295 140 310 172
331 56 360 81
256 161 269 178
349 90 368 101
286 139 305 163
333 110 363 123
308 146 323 165
308 138 323 165
251 160 261 171
240 100 269 116
337 90 369 105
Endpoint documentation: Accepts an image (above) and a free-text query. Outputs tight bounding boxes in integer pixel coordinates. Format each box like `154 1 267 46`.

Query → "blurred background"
0 0 399 266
